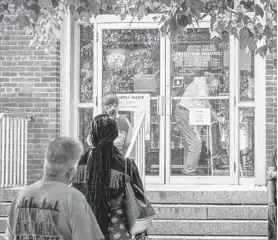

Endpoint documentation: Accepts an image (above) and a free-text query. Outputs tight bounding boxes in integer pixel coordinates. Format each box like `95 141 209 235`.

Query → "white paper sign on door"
117 94 150 140
189 108 211 126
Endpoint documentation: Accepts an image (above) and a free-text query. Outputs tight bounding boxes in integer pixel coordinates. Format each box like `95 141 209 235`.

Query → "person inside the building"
5 137 104 240
85 114 146 240
174 72 225 175
267 145 277 240
102 94 133 155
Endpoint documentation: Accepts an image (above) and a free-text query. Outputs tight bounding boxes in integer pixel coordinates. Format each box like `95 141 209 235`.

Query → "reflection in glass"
80 25 94 103
239 108 255 177
171 28 230 176
102 29 160 176
240 47 254 101
79 108 94 150
102 29 160 96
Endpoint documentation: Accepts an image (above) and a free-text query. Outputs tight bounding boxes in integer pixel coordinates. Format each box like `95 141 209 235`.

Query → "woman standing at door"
102 94 133 155
86 114 147 240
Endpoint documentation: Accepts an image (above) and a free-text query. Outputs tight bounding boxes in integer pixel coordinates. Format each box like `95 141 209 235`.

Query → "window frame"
234 39 266 186
61 12 267 186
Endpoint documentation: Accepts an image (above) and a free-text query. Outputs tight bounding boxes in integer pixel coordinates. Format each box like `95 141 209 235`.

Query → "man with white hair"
5 136 104 240
174 73 224 175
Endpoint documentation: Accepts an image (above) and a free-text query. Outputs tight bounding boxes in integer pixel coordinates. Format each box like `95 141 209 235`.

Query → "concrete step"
0 188 20 202
0 218 7 234
0 218 267 236
0 202 268 220
148 219 267 236
0 235 268 240
153 204 267 220
147 190 267 204
0 188 267 204
0 203 9 217
148 236 268 240
0 188 268 237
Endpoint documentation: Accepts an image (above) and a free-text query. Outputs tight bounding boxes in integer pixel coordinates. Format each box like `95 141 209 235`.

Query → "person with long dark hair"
85 114 146 240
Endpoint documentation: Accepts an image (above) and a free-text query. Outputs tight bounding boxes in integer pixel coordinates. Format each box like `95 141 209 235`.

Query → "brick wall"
266 50 277 166
0 25 60 184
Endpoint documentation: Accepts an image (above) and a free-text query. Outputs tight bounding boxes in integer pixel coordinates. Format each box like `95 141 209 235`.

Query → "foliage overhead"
0 0 277 56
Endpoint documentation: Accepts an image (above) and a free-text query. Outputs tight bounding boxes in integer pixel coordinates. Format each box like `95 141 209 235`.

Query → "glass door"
166 28 235 184
97 23 166 184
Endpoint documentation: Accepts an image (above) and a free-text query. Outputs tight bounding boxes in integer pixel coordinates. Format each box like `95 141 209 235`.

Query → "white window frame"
165 20 237 185
234 40 266 186
96 20 167 184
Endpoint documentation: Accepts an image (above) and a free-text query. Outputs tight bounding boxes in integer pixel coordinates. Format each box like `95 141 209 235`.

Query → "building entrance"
71 15 266 186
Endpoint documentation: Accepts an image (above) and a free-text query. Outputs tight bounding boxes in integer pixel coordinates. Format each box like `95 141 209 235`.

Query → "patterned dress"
108 191 130 240
72 165 147 240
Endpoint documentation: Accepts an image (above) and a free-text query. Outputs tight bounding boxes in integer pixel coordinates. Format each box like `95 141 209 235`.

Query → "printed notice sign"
189 108 211 125
117 94 150 140
134 74 156 92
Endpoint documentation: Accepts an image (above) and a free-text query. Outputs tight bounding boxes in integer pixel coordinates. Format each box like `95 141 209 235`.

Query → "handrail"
125 113 146 159
125 113 146 187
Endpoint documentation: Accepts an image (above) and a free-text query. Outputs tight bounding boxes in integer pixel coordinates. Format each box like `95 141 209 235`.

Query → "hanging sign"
117 94 151 140
189 108 211 126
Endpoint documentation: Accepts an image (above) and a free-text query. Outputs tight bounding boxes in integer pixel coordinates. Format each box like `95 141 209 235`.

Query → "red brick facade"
0 25 277 183
266 51 277 164
0 25 60 184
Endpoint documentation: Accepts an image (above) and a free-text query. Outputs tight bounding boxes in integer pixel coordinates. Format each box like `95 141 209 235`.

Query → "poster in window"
117 93 151 140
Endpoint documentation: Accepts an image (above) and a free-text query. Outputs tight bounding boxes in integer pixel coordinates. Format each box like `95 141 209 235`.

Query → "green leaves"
13 0 23 11
0 0 276 57
16 13 30 28
254 4 264 18
137 5 146 20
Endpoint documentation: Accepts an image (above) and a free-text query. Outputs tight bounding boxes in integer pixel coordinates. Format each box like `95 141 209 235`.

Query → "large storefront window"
170 29 230 177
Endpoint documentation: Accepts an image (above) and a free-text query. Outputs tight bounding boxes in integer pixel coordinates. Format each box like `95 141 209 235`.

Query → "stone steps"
148 219 267 236
0 188 268 204
0 218 268 236
152 204 267 220
0 235 268 240
0 188 268 238
0 203 268 220
147 236 268 240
